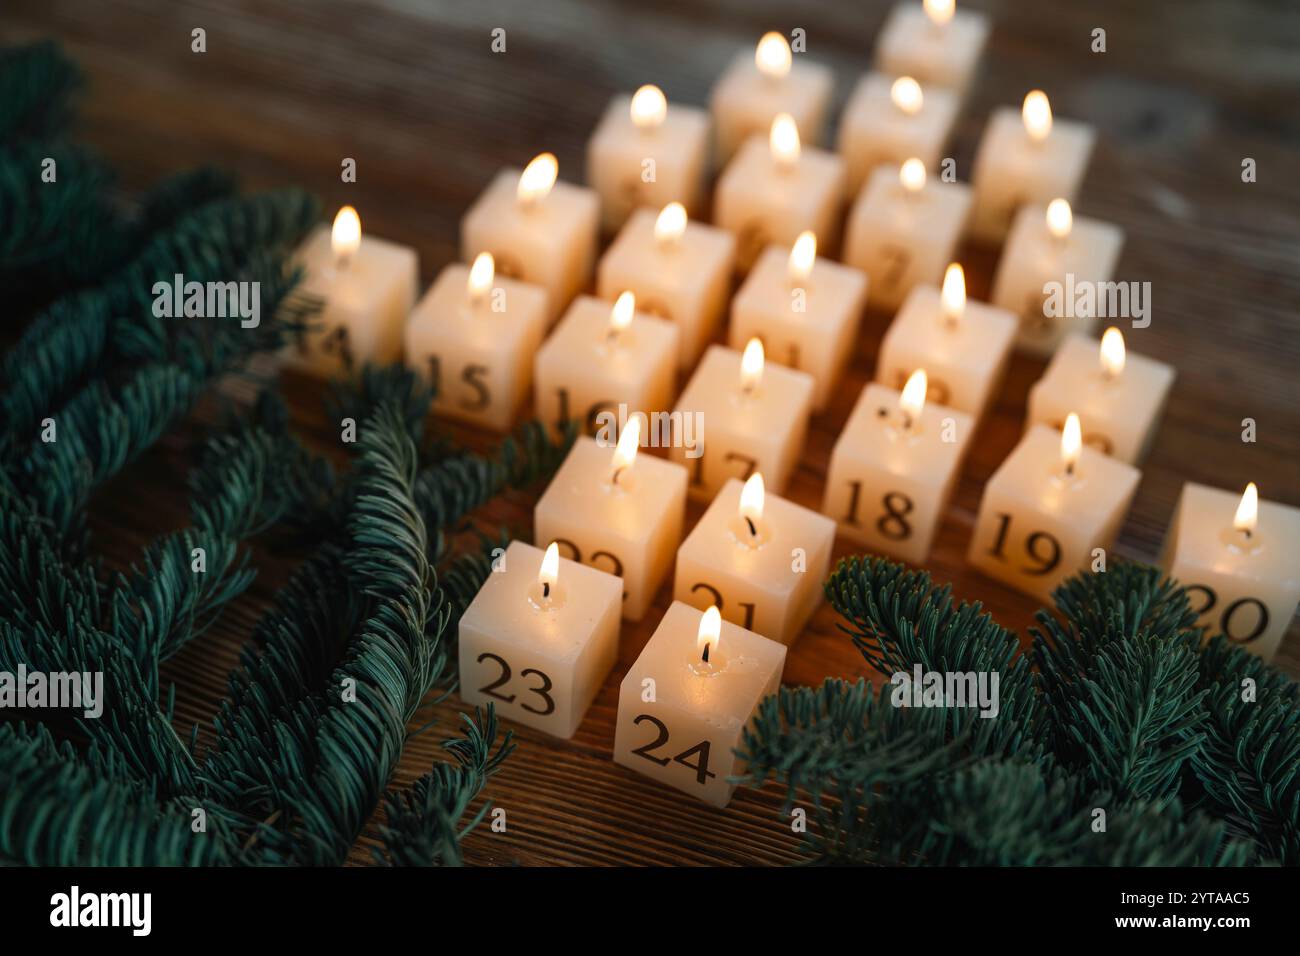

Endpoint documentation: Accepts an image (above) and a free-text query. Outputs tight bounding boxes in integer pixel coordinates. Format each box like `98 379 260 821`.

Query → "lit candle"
534 421 689 622
728 230 868 411
1162 483 1300 661
968 417 1140 602
597 202 736 370
668 341 814 500
715 112 847 272
534 293 680 438
968 89 1097 243
675 472 835 645
462 152 599 325
843 157 972 311
586 83 709 233
837 72 958 196
404 252 548 431
709 31 834 168
285 205 418 377
458 540 622 738
1026 329 1174 463
613 601 787 807
876 260 1017 422
823 372 974 564
875 0 991 100
990 198 1125 357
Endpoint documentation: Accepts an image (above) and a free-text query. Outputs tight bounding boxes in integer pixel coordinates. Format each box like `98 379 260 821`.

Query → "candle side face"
709 50 834 166
836 72 959 196
534 437 689 621
613 601 787 806
674 479 835 645
875 3 991 95
284 225 418 377
967 425 1140 602
459 540 622 738
597 209 736 369
823 383 973 563
586 95 710 233
843 167 971 311
877 285 1017 422
714 138 847 272
1162 483 1300 661
1026 334 1174 463
729 245 868 411
968 108 1096 244
404 265 548 431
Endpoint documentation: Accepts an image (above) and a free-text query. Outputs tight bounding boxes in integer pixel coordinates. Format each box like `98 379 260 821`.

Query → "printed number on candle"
1183 586 1270 644
476 652 556 715
630 714 716 785
843 485 914 541
428 357 491 410
552 539 627 600
690 582 756 629
986 512 1061 575
692 450 757 488
877 244 911 289
319 326 354 370
554 389 618 433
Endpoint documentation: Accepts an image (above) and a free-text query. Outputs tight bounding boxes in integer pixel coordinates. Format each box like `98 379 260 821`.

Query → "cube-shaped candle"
843 160 971 312
596 204 735 370
459 540 621 739
675 474 835 646
586 85 709 233
534 293 679 437
728 234 867 411
714 114 846 272
968 91 1096 243
709 32 834 167
613 601 787 807
837 73 958 196
1027 330 1174 464
668 342 814 500
534 428 688 622
876 263 1016 422
1161 482 1300 662
875 0 991 100
990 200 1125 357
823 375 973 565
284 207 418 377
968 418 1140 603
461 153 599 325
404 253 548 431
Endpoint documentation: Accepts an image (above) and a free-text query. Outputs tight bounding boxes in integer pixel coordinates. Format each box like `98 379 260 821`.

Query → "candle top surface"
674 344 814 436
839 382 973 481
879 1 991 53
1039 334 1175 414
889 284 1017 364
993 425 1140 520
603 208 736 295
411 261 549 340
466 168 599 236
846 71 959 125
538 436 688 539
723 135 846 200
1172 483 1300 584
712 47 833 105
987 106 1097 165
541 294 680 376
736 244 869 323
856 164 972 231
296 224 418 306
1008 203 1125 271
591 92 709 143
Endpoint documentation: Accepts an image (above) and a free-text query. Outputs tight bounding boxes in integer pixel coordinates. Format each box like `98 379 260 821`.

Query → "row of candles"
283 2 1299 807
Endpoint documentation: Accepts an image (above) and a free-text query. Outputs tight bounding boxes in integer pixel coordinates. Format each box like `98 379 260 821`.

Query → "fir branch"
0 41 82 143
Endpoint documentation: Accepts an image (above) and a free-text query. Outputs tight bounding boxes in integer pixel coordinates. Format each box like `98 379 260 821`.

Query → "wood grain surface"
3 0 1298 866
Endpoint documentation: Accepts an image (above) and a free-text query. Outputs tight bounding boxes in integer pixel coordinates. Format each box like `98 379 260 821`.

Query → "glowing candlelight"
610 416 641 487
739 471 765 539
1046 198 1073 241
891 76 924 116
1234 482 1259 539
900 157 927 194
740 337 765 394
538 541 560 601
654 201 687 251
331 205 361 269
770 113 801 171
1022 90 1052 143
467 252 494 307
1061 412 1082 477
630 84 668 131
517 152 559 208
608 291 636 342
924 0 956 27
697 605 722 663
899 369 927 429
755 32 792 80
940 262 965 327
1099 326 1126 379
788 231 817 284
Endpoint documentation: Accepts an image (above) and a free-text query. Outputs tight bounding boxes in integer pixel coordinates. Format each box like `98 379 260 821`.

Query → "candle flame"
755 32 792 80
1234 482 1258 536
610 416 641 485
654 202 687 248
770 113 801 169
891 76 924 116
900 369 927 425
467 252 494 304
1099 327 1126 378
924 0 956 26
331 206 361 264
517 152 558 207
788 231 817 283
740 337 765 392
630 84 667 131
900 157 927 193
698 605 722 663
1023 90 1053 142
539 542 560 593
610 291 636 337
739 471 765 526
941 262 966 325
1046 198 1073 240
1061 413 1082 474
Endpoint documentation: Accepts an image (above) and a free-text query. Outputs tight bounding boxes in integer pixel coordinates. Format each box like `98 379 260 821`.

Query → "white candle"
875 0 991 100
837 73 959 196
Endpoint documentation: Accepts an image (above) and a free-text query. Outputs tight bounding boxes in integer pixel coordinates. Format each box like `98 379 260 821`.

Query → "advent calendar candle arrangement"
968 90 1096 243
286 205 417 377
405 253 548 431
709 32 834 166
875 0 991 100
674 474 835 646
990 198 1125 356
587 84 709 233
613 602 787 807
728 231 868 411
968 416 1141 602
1026 329 1174 463
461 152 599 325
837 73 958 196
534 422 689 622
459 540 622 739
823 372 973 564
1161 483 1300 662
597 203 736 370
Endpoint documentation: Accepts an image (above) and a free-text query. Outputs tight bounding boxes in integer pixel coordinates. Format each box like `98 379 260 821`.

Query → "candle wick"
702 642 710 664
744 516 757 537
542 581 550 599
1065 461 1075 478
611 466 625 487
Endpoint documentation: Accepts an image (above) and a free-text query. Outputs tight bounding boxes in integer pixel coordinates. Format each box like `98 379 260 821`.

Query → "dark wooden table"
4 0 1298 866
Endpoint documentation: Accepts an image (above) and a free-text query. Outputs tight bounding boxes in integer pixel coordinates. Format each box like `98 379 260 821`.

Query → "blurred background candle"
837 73 958 196
875 0 991 101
